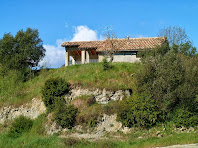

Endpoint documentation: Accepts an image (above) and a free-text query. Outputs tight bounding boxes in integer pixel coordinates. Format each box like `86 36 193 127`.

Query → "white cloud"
39 39 65 68
71 26 98 41
39 25 99 68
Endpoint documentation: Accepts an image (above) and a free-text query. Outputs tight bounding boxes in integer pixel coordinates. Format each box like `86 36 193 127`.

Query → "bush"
8 116 33 138
102 57 112 70
42 78 69 112
117 93 159 128
53 105 78 129
171 106 198 127
135 52 198 120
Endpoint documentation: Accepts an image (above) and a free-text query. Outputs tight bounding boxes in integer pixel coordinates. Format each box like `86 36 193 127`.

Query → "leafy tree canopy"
158 26 197 57
0 28 45 71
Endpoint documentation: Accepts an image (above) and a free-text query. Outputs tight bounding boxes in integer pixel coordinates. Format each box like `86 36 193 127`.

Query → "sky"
0 0 198 68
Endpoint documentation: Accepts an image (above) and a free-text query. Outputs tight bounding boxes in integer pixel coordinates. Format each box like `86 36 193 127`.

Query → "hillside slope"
0 62 141 107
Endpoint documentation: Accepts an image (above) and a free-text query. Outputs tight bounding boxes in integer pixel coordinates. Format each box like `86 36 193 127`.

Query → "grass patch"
62 133 198 148
128 133 198 148
0 133 63 148
0 62 140 107
0 127 198 148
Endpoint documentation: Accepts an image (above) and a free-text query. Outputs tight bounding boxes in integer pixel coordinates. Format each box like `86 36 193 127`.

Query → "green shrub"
53 105 78 129
171 106 198 127
117 93 159 128
136 52 198 120
8 116 33 138
42 78 69 112
102 57 112 70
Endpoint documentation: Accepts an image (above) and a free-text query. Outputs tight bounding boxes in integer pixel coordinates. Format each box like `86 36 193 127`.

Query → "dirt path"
157 143 198 148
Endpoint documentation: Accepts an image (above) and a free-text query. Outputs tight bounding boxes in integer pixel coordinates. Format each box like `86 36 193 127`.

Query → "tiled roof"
61 37 166 51
61 41 104 49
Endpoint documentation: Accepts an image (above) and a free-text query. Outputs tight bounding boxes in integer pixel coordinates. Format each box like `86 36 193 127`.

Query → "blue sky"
1 0 198 67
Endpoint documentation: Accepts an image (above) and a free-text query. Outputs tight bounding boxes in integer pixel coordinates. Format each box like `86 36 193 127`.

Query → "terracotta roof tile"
61 41 104 49
61 37 166 51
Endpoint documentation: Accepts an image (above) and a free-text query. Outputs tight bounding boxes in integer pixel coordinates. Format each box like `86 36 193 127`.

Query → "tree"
135 52 198 121
158 26 197 57
158 26 189 47
0 28 45 73
103 27 121 62
137 41 170 58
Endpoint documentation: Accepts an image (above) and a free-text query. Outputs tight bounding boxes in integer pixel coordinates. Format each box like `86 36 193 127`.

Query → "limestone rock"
65 87 131 104
96 114 122 132
157 134 163 138
180 126 186 131
121 126 131 134
46 122 62 135
188 127 195 132
111 90 124 101
0 98 46 124
156 131 161 135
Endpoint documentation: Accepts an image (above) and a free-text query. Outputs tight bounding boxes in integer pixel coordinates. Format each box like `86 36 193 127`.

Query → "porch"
65 48 99 66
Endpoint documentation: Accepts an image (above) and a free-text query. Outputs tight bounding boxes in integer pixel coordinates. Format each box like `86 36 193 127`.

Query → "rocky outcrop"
0 98 46 124
46 114 130 137
45 113 63 135
66 88 132 104
96 114 122 132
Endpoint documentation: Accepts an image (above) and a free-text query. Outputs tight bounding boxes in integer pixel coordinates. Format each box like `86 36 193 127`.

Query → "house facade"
61 37 166 66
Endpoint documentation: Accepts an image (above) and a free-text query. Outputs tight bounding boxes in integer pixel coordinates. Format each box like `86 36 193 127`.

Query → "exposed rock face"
0 98 46 124
46 114 130 138
66 88 131 104
97 114 122 132
45 113 62 135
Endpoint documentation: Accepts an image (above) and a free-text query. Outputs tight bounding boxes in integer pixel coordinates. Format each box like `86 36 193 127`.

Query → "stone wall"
98 53 140 63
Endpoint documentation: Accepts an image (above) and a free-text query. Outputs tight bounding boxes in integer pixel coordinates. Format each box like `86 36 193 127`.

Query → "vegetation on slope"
0 62 140 107
1 26 198 147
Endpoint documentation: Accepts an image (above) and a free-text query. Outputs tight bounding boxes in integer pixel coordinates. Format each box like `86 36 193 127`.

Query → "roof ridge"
64 37 165 43
113 36 165 40
65 40 104 43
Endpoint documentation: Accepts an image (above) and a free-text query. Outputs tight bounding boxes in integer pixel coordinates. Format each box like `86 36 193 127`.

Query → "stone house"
61 37 166 66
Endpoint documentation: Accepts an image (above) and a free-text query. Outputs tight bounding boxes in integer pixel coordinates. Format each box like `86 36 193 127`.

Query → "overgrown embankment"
1 52 198 148
0 62 140 107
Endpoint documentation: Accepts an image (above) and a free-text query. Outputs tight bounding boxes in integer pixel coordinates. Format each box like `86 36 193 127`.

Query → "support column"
86 50 90 63
72 56 76 65
65 49 69 67
81 50 85 64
